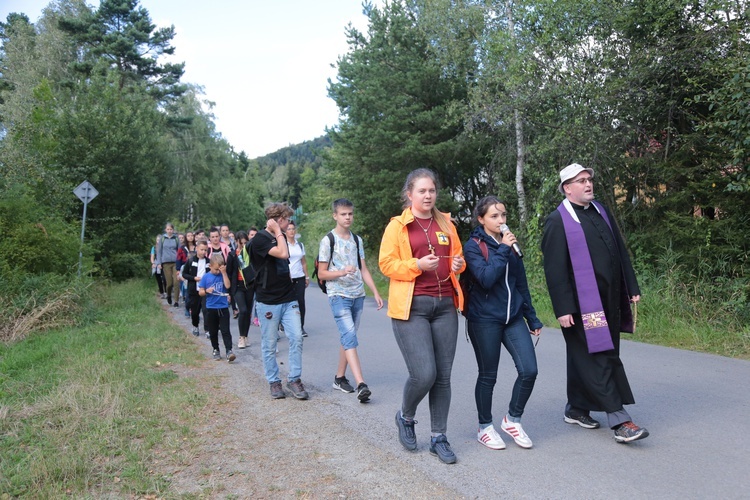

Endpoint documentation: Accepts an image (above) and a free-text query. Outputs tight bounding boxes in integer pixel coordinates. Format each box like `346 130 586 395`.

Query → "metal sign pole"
73 181 99 277
79 199 88 277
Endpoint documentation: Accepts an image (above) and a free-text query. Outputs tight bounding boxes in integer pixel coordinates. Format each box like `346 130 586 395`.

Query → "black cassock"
542 202 641 414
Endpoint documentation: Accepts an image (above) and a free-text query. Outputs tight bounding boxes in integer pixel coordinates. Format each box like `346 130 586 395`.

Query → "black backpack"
459 237 488 317
312 231 361 294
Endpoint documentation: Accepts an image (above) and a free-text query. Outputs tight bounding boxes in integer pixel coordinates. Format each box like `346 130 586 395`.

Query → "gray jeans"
392 296 458 435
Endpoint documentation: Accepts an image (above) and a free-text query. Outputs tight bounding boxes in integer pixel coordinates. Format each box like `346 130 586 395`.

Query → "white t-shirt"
288 240 306 279
318 231 365 298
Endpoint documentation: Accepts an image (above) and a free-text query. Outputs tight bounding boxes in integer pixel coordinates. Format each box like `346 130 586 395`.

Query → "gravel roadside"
159 301 460 498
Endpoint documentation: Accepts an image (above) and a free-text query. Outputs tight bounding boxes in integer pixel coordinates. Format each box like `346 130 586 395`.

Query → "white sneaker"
500 416 533 449
238 337 247 349
477 424 506 450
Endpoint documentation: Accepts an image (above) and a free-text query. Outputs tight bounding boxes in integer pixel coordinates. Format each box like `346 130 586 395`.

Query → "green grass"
0 280 208 498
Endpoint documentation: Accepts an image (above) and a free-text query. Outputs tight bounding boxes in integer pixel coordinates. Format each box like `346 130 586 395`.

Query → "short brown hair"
264 202 294 220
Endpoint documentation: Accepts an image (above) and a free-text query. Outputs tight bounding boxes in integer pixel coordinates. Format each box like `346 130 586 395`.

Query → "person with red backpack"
464 196 543 451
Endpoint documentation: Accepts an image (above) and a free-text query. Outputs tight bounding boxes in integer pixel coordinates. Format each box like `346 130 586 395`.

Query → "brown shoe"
286 379 309 400
270 381 285 399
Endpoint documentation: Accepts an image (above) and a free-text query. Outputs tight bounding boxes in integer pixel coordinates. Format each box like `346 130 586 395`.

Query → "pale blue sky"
1 0 375 158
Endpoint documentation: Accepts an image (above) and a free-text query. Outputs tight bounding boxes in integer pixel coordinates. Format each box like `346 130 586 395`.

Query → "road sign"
74 181 99 203
74 181 98 276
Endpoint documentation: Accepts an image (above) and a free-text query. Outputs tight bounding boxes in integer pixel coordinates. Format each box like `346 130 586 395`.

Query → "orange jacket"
378 208 465 320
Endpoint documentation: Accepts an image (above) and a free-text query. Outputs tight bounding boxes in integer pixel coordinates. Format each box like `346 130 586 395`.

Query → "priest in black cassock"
541 163 649 443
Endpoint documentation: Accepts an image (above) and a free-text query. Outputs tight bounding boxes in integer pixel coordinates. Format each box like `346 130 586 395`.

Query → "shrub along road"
167 288 750 498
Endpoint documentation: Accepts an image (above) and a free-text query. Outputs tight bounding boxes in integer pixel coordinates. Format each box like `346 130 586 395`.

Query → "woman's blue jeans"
468 317 538 424
392 296 458 435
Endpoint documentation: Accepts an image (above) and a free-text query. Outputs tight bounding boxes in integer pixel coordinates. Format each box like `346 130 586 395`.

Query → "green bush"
0 190 82 277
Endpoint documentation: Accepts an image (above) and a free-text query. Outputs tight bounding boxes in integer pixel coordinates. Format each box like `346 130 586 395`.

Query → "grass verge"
0 279 207 498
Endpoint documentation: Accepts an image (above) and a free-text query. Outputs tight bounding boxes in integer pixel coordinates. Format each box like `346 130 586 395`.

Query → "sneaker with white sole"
613 421 649 443
212 349 221 361
564 413 601 429
238 337 247 349
356 383 371 403
477 424 506 450
333 376 355 393
226 350 236 362
500 416 533 449
192 327 199 337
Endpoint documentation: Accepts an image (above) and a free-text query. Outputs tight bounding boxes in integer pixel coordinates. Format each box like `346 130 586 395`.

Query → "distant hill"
253 135 331 168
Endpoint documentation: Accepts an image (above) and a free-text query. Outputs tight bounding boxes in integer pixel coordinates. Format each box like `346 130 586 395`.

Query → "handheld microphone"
500 224 523 258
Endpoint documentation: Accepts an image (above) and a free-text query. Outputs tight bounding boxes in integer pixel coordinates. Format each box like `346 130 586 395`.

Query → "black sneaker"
301 329 308 337
287 379 309 400
332 376 355 393
564 413 601 429
226 350 236 362
356 383 371 403
614 421 649 443
270 381 285 399
173 302 180 308
395 410 417 451
430 435 457 464
212 349 221 361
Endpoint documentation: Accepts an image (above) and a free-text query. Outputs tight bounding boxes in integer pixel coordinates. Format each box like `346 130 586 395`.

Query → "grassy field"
0 280 209 498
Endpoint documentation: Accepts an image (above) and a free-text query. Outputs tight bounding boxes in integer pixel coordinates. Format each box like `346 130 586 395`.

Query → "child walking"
199 253 235 362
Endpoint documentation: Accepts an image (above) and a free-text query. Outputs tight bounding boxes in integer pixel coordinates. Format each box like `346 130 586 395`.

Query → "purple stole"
557 199 626 353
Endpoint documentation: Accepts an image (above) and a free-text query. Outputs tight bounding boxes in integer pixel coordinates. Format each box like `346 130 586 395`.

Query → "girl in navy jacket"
464 196 543 451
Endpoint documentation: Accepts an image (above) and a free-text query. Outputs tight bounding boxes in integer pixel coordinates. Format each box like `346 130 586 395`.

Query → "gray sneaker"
212 349 221 361
226 350 236 362
192 327 199 337
430 434 457 464
614 421 649 443
287 379 309 400
270 381 285 399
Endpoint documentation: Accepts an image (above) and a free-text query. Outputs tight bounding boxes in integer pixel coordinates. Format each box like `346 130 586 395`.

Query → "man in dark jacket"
541 163 648 443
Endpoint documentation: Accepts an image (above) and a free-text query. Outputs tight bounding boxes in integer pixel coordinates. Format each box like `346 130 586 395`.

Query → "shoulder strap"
472 237 489 261
326 232 335 261
353 233 362 269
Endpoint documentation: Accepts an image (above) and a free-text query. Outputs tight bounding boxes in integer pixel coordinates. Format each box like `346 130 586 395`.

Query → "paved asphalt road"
190 289 749 499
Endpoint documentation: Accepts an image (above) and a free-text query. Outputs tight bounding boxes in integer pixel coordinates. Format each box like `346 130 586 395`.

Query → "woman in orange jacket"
379 168 465 465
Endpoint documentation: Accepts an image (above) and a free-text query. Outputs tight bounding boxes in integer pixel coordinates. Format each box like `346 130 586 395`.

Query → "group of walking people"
152 163 648 466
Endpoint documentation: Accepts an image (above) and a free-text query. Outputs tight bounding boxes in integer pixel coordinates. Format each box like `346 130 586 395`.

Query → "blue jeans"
392 296 458 435
328 295 364 350
256 300 303 383
468 317 538 424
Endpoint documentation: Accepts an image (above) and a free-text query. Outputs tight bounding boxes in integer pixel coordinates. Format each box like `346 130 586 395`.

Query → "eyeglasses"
566 177 594 186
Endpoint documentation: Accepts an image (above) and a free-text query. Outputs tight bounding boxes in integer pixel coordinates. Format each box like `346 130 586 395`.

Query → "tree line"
1 0 747 335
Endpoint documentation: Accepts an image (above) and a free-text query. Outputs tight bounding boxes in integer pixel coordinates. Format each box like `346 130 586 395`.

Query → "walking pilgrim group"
153 164 648 466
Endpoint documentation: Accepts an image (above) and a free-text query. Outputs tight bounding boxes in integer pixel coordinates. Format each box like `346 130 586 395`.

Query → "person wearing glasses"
463 196 543 451
541 163 647 443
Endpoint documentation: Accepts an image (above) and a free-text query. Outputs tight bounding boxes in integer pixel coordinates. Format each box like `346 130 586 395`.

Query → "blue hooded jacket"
463 226 543 329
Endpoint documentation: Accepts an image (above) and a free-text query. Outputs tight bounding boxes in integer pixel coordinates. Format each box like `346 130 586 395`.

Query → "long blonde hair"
401 168 452 234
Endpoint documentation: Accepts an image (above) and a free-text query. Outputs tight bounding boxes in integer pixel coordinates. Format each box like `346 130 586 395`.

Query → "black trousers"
235 284 255 338
205 307 232 352
292 277 307 328
187 293 202 328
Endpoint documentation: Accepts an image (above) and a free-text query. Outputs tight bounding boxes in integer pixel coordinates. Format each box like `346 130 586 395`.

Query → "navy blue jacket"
463 226 542 329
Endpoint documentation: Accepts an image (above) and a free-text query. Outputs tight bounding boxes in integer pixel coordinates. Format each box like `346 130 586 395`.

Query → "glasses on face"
567 177 594 186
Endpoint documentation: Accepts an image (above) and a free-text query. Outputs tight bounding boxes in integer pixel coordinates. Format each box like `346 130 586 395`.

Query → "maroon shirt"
408 217 453 297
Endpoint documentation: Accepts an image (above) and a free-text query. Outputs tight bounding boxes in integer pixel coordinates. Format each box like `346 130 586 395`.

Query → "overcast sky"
1 0 375 158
